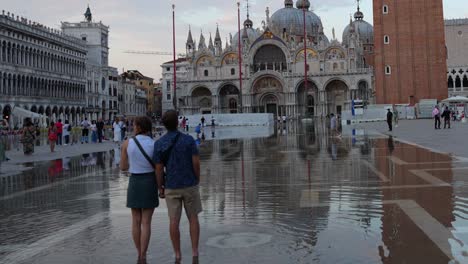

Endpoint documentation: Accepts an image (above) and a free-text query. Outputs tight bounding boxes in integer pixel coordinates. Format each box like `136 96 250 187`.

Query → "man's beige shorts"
165 185 202 219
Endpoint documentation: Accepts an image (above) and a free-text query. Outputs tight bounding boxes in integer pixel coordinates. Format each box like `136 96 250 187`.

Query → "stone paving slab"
353 119 468 158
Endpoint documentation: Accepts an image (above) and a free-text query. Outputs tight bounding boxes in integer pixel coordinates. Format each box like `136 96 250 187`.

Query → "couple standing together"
120 111 202 264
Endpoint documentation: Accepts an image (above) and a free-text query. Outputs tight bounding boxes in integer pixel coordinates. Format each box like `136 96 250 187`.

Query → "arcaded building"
373 0 448 105
445 19 468 98
0 10 87 124
162 0 374 117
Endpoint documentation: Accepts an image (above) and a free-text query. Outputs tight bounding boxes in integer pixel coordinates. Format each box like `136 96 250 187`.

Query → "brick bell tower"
373 0 448 105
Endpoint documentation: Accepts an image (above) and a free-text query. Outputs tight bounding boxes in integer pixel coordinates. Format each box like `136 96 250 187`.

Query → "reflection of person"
154 110 202 263
388 136 395 154
120 116 157 263
21 118 36 155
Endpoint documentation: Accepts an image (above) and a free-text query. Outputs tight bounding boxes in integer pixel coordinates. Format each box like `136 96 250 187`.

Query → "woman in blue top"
120 116 158 263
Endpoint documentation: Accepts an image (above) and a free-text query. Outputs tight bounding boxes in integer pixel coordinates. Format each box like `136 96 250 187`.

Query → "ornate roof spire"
198 30 206 50
215 24 221 41
243 0 253 28
354 0 364 20
187 25 194 44
84 4 92 22
208 33 214 49
296 0 310 10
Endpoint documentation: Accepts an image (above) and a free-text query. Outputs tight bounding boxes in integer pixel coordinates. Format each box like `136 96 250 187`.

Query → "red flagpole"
303 7 307 93
172 4 177 112
237 2 243 113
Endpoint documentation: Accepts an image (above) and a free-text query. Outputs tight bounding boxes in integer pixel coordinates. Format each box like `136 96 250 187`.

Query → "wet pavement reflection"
1 121 468 263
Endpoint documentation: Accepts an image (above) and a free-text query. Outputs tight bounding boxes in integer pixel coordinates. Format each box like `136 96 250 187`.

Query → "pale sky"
2 0 467 81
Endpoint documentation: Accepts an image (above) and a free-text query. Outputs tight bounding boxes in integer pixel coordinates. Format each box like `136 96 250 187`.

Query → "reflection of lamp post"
237 2 243 113
172 4 177 112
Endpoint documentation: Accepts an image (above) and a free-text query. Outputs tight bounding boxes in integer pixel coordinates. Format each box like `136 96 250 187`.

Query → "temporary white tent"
11 106 48 128
442 96 468 103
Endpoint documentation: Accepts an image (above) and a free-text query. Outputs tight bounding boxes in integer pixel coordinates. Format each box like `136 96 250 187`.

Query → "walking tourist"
56 119 63 146
442 106 451 129
97 118 105 143
433 106 441 129
211 116 215 127
121 119 127 141
195 123 202 136
181 117 186 131
81 118 90 143
113 117 122 144
48 121 58 153
91 120 98 143
387 109 393 132
21 118 36 155
154 110 202 264
120 116 157 264
185 119 190 132
393 107 399 128
63 120 71 146
200 116 205 127
330 113 341 138
0 120 9 162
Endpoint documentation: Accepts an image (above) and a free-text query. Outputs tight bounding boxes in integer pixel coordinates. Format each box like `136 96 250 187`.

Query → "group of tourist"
432 105 465 130
120 111 202 264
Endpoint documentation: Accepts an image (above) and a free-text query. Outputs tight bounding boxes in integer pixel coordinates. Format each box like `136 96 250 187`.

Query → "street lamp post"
237 2 243 113
172 4 177 112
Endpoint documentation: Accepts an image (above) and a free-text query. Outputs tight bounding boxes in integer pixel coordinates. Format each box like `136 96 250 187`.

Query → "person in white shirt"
113 117 122 143
62 120 71 145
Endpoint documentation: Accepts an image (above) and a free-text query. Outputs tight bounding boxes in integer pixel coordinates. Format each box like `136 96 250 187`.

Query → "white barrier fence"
181 113 274 127
341 105 416 125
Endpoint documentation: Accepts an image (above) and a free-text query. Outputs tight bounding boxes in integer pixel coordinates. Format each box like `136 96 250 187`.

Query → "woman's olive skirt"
126 172 159 209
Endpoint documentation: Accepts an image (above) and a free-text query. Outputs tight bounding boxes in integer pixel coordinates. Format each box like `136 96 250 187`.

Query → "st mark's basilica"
162 0 375 117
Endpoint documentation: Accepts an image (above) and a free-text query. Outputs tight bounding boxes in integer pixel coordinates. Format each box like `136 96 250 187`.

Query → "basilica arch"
191 86 212 114
251 43 288 73
357 80 370 101
324 79 349 116
252 75 284 115
218 83 240 113
296 80 319 117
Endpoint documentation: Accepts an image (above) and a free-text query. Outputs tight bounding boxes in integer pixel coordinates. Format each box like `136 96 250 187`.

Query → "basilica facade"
162 0 374 117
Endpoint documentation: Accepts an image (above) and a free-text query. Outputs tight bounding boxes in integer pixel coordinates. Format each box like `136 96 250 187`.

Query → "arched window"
383 5 389 14
385 65 392 75
455 75 462 88
384 35 390 44
463 75 468 87
448 76 454 88
231 68 235 75
204 70 208 77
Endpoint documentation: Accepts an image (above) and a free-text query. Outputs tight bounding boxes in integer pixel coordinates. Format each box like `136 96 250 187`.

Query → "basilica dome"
232 25 261 44
342 9 374 46
270 0 323 39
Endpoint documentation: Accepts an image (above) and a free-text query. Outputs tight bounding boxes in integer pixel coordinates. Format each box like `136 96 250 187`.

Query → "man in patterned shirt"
153 110 201 264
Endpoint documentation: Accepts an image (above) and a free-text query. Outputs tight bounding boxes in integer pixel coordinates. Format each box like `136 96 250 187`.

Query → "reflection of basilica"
162 0 374 117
